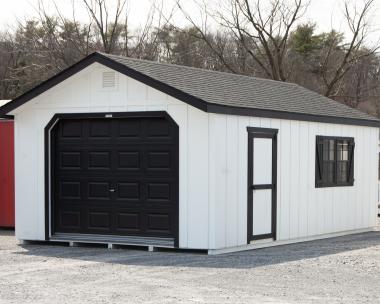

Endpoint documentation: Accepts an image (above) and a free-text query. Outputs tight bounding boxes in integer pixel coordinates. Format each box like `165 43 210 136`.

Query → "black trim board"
211 105 380 127
0 115 14 120
251 184 274 190
0 52 379 127
1 54 98 116
250 233 274 241
44 111 180 248
247 127 278 243
247 127 279 134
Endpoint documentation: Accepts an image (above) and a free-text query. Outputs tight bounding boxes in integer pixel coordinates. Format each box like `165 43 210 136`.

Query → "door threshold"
51 233 175 248
250 238 274 245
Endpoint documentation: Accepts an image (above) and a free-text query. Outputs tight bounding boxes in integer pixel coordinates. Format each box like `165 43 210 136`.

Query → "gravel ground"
0 222 379 304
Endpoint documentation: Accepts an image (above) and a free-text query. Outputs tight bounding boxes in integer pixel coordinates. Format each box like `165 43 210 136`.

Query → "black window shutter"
348 139 355 184
315 137 323 185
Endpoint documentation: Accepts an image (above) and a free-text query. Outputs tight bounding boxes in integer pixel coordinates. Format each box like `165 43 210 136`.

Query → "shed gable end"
10 63 185 114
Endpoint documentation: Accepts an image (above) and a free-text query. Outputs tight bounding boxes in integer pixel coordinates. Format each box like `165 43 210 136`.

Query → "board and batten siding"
11 62 378 250
208 113 378 249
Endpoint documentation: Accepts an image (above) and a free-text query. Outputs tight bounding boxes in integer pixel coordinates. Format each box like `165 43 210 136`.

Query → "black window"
315 136 354 187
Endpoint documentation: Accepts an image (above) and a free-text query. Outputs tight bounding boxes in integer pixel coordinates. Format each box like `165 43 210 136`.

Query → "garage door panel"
118 119 141 137
61 120 83 138
59 209 81 230
147 151 171 170
146 213 171 234
60 152 82 169
87 182 111 200
147 183 171 201
59 181 81 200
146 119 170 137
89 120 111 138
118 151 141 170
116 212 141 232
88 211 111 230
52 115 178 239
88 151 111 169
117 182 141 200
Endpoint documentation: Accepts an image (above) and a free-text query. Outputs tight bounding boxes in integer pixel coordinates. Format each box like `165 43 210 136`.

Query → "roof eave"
0 115 14 120
207 104 380 128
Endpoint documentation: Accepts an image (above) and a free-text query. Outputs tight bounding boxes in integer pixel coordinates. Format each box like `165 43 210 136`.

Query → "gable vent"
102 71 116 88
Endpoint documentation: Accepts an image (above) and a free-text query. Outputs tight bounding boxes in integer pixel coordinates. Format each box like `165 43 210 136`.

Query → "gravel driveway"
0 223 379 304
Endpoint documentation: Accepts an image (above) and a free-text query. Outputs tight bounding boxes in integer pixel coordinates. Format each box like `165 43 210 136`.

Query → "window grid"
316 136 354 188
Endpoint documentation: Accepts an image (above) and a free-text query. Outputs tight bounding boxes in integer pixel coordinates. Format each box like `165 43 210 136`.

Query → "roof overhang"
0 100 13 119
207 104 380 127
0 52 379 127
0 115 14 120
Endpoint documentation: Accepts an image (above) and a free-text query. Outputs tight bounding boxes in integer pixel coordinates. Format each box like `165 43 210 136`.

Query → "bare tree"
173 0 239 73
174 0 309 80
321 0 379 97
36 0 91 68
82 0 127 53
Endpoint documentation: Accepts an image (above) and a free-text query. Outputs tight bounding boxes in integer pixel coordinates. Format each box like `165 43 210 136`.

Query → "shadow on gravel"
0 229 15 236
15 231 380 269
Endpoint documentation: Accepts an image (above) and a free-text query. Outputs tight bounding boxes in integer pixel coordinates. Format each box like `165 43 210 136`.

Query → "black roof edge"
0 115 14 120
0 53 98 116
0 51 378 128
207 104 380 127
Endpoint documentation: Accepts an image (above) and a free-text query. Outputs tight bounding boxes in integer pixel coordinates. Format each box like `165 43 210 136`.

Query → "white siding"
14 111 39 240
208 113 378 249
12 61 378 250
208 115 227 248
237 117 250 245
225 116 239 247
187 107 209 248
12 63 209 249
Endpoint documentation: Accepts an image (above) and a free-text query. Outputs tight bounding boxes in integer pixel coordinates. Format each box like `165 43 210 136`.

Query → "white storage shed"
0 52 378 254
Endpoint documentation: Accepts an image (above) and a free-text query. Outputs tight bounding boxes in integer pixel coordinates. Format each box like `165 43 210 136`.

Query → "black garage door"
50 113 179 242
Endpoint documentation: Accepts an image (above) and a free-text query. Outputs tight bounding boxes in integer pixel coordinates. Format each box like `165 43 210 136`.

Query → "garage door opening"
45 112 179 247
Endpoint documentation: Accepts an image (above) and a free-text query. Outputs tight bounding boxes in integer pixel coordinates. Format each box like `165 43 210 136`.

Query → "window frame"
315 135 355 188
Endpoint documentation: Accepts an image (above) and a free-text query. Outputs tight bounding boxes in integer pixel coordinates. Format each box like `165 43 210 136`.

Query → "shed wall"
0 120 15 227
13 63 209 249
208 114 378 249
11 62 379 250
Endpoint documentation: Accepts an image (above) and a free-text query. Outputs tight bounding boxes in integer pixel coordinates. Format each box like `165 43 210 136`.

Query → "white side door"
247 127 277 242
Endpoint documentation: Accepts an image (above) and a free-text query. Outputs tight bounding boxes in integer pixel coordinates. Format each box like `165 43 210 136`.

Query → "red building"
0 101 14 228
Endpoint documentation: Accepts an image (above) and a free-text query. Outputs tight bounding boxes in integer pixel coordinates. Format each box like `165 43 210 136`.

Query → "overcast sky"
0 0 379 45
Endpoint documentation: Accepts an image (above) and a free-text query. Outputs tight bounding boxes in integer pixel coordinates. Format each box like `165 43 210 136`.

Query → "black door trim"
44 111 179 247
247 127 278 243
251 184 274 190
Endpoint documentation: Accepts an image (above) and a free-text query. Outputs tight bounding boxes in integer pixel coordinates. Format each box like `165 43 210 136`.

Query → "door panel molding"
247 127 278 243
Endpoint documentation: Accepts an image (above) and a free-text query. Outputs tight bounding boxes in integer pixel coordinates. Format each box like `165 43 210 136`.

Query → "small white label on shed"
105 114 113 118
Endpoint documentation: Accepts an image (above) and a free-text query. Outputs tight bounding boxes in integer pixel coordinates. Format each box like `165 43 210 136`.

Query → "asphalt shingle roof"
1 52 379 126
103 53 379 123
